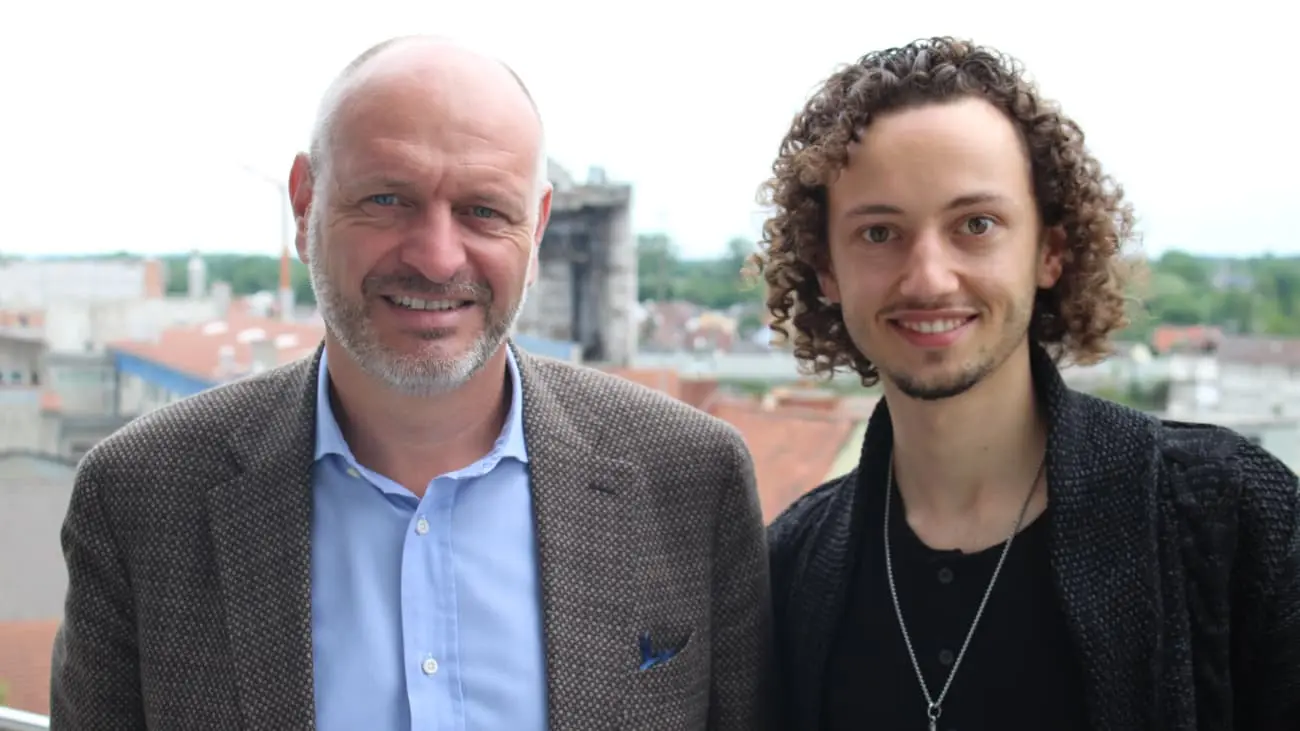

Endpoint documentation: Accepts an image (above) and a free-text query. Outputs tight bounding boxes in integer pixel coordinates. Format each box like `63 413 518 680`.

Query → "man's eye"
470 205 498 219
965 216 995 235
367 194 400 206
862 225 893 244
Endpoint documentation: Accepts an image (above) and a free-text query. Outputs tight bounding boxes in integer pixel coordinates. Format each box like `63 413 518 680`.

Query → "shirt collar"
313 345 529 467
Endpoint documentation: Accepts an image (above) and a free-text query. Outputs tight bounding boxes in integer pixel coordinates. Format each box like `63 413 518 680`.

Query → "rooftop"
0 619 58 718
601 367 868 521
0 453 77 622
109 310 326 385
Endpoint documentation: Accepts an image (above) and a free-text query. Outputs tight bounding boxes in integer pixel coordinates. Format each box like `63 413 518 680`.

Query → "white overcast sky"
1 0 1294 261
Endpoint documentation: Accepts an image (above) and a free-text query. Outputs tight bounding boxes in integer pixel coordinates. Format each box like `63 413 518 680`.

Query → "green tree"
636 233 680 302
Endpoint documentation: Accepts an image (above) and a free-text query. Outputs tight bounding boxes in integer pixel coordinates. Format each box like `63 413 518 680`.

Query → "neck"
883 341 1048 527
324 339 512 493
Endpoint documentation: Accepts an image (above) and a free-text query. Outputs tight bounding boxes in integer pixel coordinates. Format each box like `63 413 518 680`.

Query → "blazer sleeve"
1232 440 1300 729
49 452 146 730
707 431 779 731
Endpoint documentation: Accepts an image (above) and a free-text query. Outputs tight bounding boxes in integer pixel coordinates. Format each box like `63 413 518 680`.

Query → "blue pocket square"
638 630 684 671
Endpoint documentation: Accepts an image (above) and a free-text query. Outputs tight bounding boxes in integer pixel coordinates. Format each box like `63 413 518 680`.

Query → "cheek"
326 230 392 287
469 236 533 282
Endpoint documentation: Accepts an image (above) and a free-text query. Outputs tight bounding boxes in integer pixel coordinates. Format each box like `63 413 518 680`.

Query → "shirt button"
415 517 430 535
421 657 439 675
938 649 955 666
937 567 954 584
345 467 360 479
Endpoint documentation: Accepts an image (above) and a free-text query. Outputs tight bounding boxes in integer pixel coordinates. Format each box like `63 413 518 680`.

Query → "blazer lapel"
207 349 321 731
1034 345 1163 727
514 346 638 731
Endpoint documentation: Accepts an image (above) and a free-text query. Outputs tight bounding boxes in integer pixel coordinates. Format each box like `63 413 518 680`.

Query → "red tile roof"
0 618 58 715
110 312 325 383
711 398 858 521
602 368 863 522
1152 325 1222 354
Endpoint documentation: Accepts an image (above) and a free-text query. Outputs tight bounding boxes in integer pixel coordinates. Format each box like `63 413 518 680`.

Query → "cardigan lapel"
786 403 894 730
1034 345 1165 727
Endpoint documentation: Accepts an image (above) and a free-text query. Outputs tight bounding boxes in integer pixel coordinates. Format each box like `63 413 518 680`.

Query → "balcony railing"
0 707 49 730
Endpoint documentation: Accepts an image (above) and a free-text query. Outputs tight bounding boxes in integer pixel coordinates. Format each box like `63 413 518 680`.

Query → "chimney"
187 250 208 299
250 337 277 373
217 344 236 377
278 245 295 322
211 281 233 316
141 258 165 299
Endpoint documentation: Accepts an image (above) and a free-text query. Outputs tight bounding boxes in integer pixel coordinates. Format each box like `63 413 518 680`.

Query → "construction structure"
514 162 637 365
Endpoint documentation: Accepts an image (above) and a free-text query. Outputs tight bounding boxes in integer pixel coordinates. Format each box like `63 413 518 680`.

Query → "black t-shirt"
821 480 1091 730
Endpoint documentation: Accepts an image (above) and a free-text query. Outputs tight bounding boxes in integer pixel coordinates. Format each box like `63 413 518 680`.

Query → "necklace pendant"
927 703 941 731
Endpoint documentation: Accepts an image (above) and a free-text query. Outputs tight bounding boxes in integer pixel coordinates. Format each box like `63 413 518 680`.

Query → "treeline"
135 241 1300 338
1124 251 1300 338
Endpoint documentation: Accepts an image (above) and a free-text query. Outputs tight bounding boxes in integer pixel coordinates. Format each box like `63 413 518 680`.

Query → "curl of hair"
746 37 1140 386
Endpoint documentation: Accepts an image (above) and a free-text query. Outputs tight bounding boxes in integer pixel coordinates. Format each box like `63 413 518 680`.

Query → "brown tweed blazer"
49 343 776 730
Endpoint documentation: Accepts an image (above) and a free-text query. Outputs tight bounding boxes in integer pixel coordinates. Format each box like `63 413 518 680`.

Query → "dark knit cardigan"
768 345 1300 730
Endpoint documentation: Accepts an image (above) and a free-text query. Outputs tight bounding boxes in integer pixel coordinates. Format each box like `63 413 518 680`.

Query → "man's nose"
897 229 960 301
400 204 468 282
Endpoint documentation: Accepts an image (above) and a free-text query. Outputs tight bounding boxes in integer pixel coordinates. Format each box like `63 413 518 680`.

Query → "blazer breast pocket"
627 627 709 714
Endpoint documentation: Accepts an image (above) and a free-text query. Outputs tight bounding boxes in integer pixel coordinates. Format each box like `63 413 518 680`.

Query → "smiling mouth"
383 295 475 311
890 315 977 333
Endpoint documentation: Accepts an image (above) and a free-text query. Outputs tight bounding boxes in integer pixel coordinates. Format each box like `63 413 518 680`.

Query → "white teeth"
898 318 967 334
390 296 464 311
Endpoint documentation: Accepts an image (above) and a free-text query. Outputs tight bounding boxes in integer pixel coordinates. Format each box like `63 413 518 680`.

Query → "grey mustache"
363 276 491 301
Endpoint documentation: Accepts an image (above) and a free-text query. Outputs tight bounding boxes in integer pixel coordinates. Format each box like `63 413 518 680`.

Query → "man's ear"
817 266 842 305
528 185 553 288
288 153 314 263
1037 226 1066 289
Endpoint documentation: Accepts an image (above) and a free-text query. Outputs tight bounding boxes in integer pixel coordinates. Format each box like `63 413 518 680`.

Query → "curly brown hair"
748 37 1140 386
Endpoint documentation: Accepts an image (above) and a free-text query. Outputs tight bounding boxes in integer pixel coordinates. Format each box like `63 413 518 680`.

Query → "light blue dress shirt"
309 348 547 731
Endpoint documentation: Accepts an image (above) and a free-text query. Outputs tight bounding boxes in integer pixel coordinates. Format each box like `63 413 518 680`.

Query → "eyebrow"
843 192 1009 218
346 175 524 208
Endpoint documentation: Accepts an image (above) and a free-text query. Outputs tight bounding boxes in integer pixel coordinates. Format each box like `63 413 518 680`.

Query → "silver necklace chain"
883 453 1045 731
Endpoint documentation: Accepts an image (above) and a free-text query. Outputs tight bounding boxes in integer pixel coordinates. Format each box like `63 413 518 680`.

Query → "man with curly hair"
755 37 1300 730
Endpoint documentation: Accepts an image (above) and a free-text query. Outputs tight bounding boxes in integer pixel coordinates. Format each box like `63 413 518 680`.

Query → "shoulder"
1155 418 1298 501
1155 417 1299 545
767 469 854 561
1150 417 1298 612
76 359 307 488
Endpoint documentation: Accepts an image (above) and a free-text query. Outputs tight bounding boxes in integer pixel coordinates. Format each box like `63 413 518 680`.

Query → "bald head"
308 36 548 193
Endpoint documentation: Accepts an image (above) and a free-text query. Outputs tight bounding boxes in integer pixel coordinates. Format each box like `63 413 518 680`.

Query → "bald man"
50 37 775 731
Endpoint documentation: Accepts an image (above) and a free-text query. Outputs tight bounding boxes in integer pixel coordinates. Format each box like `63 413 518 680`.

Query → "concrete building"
0 331 59 455
515 162 637 365
0 257 165 307
1165 335 1300 420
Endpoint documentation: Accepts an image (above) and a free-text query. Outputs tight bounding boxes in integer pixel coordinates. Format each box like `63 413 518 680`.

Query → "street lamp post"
240 164 296 321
